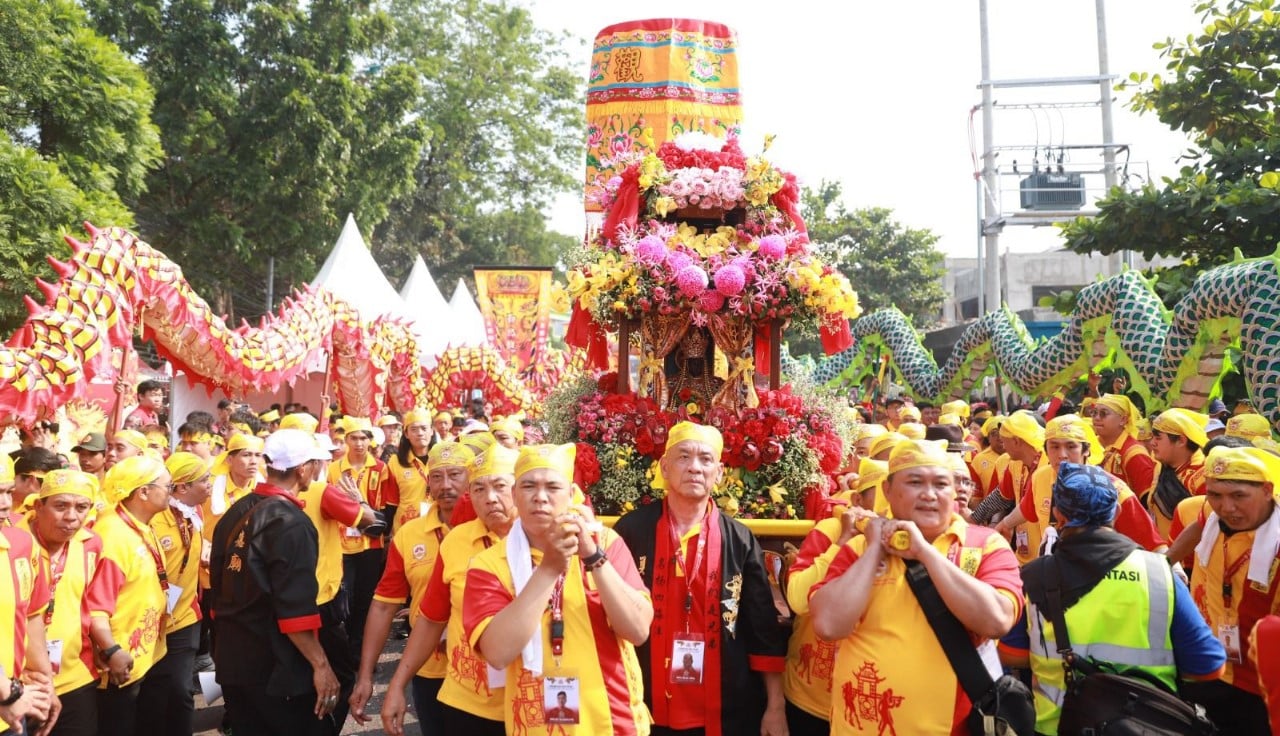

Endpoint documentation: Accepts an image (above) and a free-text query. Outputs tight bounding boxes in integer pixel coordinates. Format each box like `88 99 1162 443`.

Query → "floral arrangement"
543 371 853 518
567 135 860 335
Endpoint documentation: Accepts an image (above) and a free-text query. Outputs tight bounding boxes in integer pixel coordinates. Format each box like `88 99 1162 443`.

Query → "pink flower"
713 264 746 296
757 235 786 260
667 251 693 273
690 180 711 197
609 133 634 157
676 265 709 297
698 290 726 311
587 126 604 148
633 235 667 266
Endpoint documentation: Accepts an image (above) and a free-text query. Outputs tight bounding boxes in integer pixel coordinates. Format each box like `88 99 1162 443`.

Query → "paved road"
194 633 416 735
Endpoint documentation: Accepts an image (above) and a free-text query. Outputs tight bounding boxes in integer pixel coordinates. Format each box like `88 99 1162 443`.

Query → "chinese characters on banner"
474 268 553 373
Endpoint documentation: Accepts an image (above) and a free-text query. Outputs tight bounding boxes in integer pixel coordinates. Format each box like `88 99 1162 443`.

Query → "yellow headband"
279 413 319 433
936 412 962 427
888 439 951 475
665 421 724 458
1044 414 1102 462
470 445 519 480
231 422 252 435
114 429 148 452
103 455 166 505
339 416 374 437
1136 418 1153 441
898 422 926 440
1095 394 1139 436
855 423 887 442
1000 410 1045 449
1205 445 1280 485
981 415 1004 438
227 433 265 454
868 431 906 458
181 430 215 444
515 443 576 481
1152 408 1210 448
434 411 452 422
1226 414 1271 441
403 408 432 427
146 430 169 449
459 432 496 456
259 409 280 423
166 452 210 485
39 469 98 502
427 441 476 469
941 399 970 419
490 416 525 442
856 457 888 493
0 454 13 485
898 405 922 423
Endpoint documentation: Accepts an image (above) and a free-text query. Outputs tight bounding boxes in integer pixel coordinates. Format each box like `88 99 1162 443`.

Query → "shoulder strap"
221 495 286 561
904 560 997 706
1042 554 1081 679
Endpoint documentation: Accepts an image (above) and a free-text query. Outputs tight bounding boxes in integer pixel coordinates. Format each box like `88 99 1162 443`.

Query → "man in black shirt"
211 429 341 735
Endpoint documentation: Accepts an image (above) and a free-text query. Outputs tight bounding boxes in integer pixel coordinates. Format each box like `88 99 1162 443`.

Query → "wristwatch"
0 678 23 707
101 644 123 662
582 548 608 572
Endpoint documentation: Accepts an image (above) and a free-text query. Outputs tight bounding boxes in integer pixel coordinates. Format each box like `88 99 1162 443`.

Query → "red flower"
574 442 601 488
596 372 618 393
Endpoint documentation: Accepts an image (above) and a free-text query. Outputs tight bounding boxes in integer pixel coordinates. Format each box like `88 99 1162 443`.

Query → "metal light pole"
1095 0 1126 272
979 0 1001 314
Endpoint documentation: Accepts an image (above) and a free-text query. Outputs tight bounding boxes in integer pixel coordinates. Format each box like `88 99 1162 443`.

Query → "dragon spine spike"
46 256 75 279
34 278 58 304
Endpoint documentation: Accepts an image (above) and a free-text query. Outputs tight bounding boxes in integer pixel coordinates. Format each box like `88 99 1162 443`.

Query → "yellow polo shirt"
385 454 431 532
298 480 363 605
20 522 101 695
783 517 844 719
328 454 387 554
92 506 169 687
151 507 203 633
373 509 449 678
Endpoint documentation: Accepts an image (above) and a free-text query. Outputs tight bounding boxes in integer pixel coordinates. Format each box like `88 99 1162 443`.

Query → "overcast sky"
525 0 1205 257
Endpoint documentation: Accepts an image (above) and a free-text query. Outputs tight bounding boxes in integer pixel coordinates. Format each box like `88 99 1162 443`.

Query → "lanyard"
37 532 69 627
172 508 194 577
549 573 567 665
119 508 169 592
1222 535 1252 608
667 503 709 632
410 454 430 488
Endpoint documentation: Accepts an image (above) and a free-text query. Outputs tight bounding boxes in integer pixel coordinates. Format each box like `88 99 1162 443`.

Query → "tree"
370 0 584 292
802 181 947 328
0 0 162 331
1061 1 1280 286
84 0 427 320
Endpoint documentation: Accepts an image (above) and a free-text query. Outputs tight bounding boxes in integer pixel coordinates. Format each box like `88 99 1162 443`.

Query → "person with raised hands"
463 444 652 736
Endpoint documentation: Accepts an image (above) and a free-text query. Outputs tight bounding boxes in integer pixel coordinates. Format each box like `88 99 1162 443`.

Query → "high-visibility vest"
1027 549 1178 735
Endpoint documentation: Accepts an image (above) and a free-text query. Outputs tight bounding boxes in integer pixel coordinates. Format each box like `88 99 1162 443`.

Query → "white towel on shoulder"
504 518 543 675
1195 502 1280 586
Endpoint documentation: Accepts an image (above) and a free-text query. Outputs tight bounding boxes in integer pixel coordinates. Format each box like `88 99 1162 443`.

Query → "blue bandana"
1053 462 1117 528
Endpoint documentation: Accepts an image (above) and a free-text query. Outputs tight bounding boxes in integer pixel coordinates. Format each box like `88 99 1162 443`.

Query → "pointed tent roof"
448 279 488 348
312 214 411 323
399 255 454 358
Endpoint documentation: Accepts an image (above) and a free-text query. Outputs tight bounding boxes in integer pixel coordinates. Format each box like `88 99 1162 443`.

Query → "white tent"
448 279 488 348
399 255 455 360
311 214 413 324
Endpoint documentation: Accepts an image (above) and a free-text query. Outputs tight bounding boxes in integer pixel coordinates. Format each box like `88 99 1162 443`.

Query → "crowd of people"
2 377 1280 735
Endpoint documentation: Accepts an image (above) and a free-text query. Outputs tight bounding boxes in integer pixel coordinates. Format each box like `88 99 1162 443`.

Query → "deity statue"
664 326 724 411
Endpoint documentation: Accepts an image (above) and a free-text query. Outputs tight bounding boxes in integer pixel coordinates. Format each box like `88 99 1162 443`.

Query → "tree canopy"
802 181 947 328
1060 0 1280 273
0 0 161 331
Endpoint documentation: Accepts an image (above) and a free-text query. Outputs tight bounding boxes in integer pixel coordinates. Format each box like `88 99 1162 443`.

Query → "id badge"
166 583 184 615
543 672 580 725
344 525 363 538
1220 622 1243 663
668 633 706 685
1014 528 1030 556
46 639 63 674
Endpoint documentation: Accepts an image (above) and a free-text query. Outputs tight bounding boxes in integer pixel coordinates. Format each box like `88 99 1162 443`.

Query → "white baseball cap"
264 429 332 471
313 433 340 453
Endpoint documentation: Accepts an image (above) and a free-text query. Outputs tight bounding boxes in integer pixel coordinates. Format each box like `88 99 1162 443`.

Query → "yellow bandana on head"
664 421 724 458
1226 414 1271 441
1095 394 1139 437
0 454 13 485
433 410 452 423
941 400 970 419
402 409 432 428
856 457 888 493
1044 414 1103 464
898 405 922 423
981 415 1004 437
936 412 963 427
103 455 166 505
428 441 476 469
115 429 148 452
490 416 525 443
855 424 887 442
470 445 519 481
339 416 374 437
1205 445 1280 485
231 422 252 435
898 422 926 440
459 432 496 456
279 413 319 433
166 452 210 485
1153 408 1210 449
146 430 168 450
945 451 970 476
212 433 265 475
1000 410 1045 450
181 430 215 445
868 432 906 458
39 469 98 501
259 409 280 423
515 444 576 482
1136 418 1153 441
888 439 951 475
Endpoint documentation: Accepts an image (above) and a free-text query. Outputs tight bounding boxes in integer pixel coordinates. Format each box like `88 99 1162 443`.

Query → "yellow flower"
718 496 740 516
615 454 628 469
639 127 656 151
639 173 654 189
653 196 677 217
767 483 786 504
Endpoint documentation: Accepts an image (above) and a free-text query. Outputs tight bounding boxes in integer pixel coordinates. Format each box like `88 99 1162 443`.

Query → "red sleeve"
808 544 860 600
1018 487 1038 522
278 613 321 633
381 470 400 507
373 540 411 600
420 554 450 622
1253 615 1280 736
86 557 126 616
1124 451 1156 494
28 546 50 615
790 524 840 574
602 535 646 592
1115 495 1168 551
320 484 363 526
463 566 513 652
997 467 1016 501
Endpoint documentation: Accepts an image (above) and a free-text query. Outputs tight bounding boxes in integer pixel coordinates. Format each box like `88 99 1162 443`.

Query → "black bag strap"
1042 555 1087 682
904 560 999 708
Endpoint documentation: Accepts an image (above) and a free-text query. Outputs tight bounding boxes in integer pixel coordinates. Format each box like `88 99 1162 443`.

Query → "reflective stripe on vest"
1027 549 1177 735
